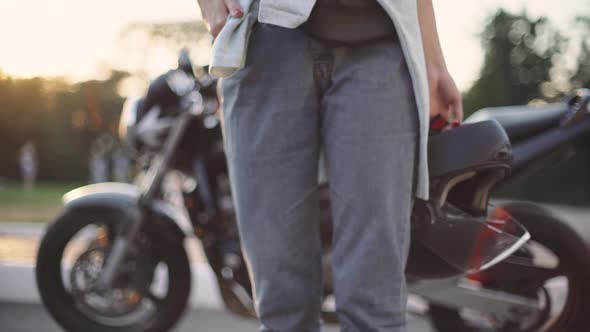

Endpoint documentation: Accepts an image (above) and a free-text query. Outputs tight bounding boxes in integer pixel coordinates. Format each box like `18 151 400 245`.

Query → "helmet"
407 120 530 279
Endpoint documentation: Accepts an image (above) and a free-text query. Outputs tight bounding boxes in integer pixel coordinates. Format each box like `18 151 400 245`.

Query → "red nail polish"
231 9 243 17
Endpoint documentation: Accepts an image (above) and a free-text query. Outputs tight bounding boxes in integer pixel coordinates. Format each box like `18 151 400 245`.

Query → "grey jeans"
221 23 418 332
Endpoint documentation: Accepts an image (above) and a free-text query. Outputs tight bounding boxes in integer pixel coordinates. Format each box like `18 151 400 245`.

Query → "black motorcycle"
427 89 590 331
35 49 590 332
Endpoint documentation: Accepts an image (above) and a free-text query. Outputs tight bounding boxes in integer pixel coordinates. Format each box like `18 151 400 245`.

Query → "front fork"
97 156 217 291
95 105 199 290
191 160 246 286
96 207 145 291
194 158 218 219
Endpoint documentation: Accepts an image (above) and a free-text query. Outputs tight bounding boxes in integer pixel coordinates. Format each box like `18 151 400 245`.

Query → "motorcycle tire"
428 202 590 332
36 210 191 332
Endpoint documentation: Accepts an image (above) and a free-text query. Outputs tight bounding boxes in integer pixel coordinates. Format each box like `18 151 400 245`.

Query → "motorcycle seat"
428 120 511 179
466 103 568 143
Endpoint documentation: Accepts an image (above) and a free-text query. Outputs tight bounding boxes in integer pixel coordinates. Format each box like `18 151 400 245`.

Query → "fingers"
224 0 244 18
452 96 464 124
429 95 446 121
210 19 226 38
208 0 242 37
200 0 244 38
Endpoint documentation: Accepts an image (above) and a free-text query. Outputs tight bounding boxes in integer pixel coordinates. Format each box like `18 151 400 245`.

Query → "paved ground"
1 202 589 332
0 223 435 331
0 302 269 332
0 302 437 332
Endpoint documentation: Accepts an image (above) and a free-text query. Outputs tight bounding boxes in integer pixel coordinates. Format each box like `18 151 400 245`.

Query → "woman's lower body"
221 23 418 332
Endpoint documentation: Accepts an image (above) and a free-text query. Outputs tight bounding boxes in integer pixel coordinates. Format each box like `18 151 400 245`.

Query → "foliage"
120 20 209 48
463 10 568 116
0 71 127 182
570 16 590 89
111 20 211 87
0 10 589 206
495 147 590 206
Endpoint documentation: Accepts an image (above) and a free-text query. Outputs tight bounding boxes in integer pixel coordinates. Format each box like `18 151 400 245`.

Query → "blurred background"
0 1 589 331
0 0 589 222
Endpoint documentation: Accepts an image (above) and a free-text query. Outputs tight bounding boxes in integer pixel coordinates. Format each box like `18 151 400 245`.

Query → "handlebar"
560 88 590 127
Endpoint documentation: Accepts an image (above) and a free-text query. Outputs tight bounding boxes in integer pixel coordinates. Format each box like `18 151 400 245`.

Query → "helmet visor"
413 204 530 274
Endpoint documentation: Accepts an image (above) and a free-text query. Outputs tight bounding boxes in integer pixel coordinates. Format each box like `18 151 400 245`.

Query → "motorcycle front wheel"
428 203 590 332
36 210 191 332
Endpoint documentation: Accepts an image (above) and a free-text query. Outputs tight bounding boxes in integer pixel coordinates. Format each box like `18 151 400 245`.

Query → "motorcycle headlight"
118 96 143 151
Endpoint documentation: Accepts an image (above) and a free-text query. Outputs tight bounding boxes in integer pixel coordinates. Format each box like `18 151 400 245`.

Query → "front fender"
62 182 191 239
63 182 140 212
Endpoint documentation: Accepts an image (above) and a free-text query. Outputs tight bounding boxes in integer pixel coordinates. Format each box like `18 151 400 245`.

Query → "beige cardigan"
209 0 430 199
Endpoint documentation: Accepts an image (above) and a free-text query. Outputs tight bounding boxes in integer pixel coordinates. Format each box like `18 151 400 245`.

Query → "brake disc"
69 245 155 317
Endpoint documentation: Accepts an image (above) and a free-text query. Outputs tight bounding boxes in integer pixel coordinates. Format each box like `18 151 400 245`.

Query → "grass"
0 181 84 223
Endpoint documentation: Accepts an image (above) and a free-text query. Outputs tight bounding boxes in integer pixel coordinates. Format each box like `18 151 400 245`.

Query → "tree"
116 20 211 82
463 10 567 116
571 17 590 89
43 71 128 181
120 20 209 48
0 71 128 182
0 73 48 179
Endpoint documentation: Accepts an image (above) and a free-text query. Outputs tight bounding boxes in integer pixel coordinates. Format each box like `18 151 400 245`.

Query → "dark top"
300 0 397 44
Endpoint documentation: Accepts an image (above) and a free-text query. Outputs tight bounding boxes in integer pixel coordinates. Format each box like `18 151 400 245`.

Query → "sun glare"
0 0 586 91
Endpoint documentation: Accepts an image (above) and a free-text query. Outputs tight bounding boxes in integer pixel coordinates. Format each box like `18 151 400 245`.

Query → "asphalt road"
0 302 262 332
0 222 436 332
3 202 589 332
0 302 435 332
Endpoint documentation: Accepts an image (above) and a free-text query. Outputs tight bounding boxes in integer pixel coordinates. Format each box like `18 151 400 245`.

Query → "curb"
0 223 224 310
0 223 46 237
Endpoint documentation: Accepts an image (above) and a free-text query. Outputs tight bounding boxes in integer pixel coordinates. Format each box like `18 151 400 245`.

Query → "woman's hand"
417 0 463 124
428 67 463 124
197 0 244 37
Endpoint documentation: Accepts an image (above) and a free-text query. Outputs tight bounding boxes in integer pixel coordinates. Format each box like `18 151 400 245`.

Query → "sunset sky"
0 0 588 93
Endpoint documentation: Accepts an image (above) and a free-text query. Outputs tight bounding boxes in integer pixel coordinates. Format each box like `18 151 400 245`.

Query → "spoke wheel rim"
61 222 170 328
